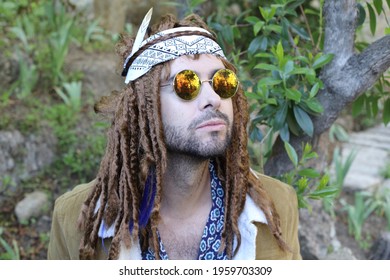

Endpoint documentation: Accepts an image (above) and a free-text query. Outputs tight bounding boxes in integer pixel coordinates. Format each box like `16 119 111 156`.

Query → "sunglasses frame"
162 68 239 101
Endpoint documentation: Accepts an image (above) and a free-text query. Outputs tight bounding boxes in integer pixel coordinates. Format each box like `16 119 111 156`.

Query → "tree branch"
315 35 390 134
264 0 390 177
322 0 357 68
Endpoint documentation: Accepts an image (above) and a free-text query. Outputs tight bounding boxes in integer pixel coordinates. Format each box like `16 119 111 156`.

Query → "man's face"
160 54 234 159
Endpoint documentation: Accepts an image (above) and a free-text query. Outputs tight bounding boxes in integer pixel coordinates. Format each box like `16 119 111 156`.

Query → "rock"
23 132 56 179
0 129 56 201
383 179 390 191
323 247 357 260
298 200 340 259
14 191 49 223
0 130 24 173
36 215 52 234
0 53 19 89
333 124 390 192
369 232 390 260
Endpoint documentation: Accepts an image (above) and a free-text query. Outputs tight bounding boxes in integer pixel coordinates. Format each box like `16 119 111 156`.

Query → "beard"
163 110 232 159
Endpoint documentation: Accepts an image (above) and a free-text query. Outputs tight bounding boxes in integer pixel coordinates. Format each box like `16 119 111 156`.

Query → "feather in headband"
122 8 226 84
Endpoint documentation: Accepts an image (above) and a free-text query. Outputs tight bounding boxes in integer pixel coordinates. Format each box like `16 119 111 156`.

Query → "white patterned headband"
121 8 226 84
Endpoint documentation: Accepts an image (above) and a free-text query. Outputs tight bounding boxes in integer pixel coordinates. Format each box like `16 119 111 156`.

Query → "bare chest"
158 221 205 260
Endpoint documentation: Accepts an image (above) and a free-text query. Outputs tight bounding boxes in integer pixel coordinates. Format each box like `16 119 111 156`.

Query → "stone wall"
0 129 56 202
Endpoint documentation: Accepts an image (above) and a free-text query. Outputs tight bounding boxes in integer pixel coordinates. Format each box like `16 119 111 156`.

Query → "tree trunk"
94 0 126 33
264 0 390 177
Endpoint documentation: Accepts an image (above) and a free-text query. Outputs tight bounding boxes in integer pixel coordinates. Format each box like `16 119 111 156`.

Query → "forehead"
161 54 225 80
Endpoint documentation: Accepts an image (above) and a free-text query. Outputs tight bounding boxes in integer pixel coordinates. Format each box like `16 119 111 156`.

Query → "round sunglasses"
161 69 239 101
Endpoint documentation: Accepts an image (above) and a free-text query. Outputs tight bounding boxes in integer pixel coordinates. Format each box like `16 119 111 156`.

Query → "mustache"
188 110 230 130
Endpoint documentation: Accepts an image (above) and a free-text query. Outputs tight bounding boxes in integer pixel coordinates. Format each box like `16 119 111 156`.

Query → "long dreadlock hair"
78 13 288 260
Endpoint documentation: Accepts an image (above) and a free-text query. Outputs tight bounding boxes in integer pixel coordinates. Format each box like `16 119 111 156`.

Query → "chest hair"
158 221 205 260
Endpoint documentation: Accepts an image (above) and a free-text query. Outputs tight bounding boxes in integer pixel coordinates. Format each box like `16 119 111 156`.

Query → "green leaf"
387 0 390 10
304 8 319 16
259 7 268 21
367 3 377 35
266 98 277 105
352 94 365 116
297 177 309 193
248 36 268 55
257 77 282 87
383 99 390 125
374 0 383 14
284 60 294 75
312 54 334 69
290 67 312 75
309 83 320 98
245 92 263 100
248 37 263 55
245 16 260 24
9 26 28 47
318 174 330 190
370 96 379 117
259 6 276 22
265 24 283 34
254 63 279 71
254 52 274 59
329 123 349 142
276 41 284 61
280 123 290 142
190 0 206 8
298 196 311 210
285 19 310 40
357 3 366 27
273 102 288 130
286 0 306 10
286 89 301 102
309 188 339 199
222 25 234 45
295 56 310 65
302 143 318 160
249 126 263 142
254 21 265 36
298 168 320 178
284 141 298 167
293 106 314 137
286 112 301 136
304 99 324 114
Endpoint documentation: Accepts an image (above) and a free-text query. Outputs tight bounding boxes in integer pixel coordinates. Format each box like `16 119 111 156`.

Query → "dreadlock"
78 13 288 260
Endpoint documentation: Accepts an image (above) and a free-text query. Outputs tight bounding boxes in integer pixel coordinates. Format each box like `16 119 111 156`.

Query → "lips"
196 119 226 129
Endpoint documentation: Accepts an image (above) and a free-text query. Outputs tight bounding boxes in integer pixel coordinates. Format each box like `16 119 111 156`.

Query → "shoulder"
251 170 298 230
250 170 301 259
251 169 297 207
52 180 96 230
52 180 96 229
54 180 95 213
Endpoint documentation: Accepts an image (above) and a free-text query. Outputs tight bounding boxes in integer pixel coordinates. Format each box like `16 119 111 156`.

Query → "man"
48 8 301 260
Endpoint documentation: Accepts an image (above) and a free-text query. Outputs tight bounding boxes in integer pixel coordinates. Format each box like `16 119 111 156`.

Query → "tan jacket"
48 173 301 260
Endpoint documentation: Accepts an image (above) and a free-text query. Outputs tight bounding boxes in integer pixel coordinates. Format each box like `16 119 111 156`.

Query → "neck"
160 153 212 218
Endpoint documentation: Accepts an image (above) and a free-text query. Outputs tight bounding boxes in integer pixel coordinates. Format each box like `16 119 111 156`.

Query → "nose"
198 80 221 110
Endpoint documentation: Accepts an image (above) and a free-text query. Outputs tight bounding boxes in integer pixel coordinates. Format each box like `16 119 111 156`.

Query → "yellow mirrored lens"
173 70 201 100
212 69 239 98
